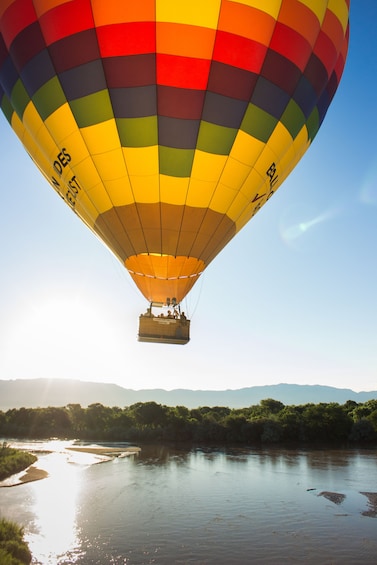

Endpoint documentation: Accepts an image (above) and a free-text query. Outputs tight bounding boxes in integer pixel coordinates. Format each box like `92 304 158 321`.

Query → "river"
1 440 377 564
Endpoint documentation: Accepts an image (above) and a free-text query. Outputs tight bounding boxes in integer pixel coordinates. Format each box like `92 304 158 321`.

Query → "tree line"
1 398 377 445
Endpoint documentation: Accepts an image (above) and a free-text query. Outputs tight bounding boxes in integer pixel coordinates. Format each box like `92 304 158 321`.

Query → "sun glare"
25 446 83 563
2 291 122 378
22 441 115 564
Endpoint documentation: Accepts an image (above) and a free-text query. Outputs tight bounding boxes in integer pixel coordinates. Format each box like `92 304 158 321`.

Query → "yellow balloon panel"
44 104 79 146
234 0 281 18
156 0 221 28
130 174 160 204
102 176 135 208
219 158 252 192
185 178 217 209
159 176 189 206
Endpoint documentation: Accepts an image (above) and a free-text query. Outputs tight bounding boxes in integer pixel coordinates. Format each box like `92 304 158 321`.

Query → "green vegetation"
0 446 35 564
0 519 31 564
1 399 377 445
0 444 37 481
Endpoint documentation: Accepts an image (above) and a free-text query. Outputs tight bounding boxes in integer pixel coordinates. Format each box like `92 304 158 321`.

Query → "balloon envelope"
0 0 350 303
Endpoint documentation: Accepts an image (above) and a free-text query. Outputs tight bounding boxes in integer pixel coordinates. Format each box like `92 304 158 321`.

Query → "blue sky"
1 1 376 393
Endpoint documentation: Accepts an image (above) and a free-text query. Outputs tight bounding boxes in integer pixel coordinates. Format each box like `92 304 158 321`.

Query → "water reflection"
306 449 352 469
26 451 81 563
1 442 377 564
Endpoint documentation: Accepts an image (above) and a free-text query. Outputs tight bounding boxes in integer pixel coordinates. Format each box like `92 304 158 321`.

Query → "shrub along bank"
0 519 32 564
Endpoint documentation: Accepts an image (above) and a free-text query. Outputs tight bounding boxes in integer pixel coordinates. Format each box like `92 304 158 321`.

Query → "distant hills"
0 378 376 410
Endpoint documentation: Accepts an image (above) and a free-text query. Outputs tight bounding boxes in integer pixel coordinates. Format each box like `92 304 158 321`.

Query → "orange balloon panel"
0 0 350 303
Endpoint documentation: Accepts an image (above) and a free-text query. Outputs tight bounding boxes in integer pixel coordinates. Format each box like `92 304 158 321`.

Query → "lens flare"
280 206 339 248
359 159 377 206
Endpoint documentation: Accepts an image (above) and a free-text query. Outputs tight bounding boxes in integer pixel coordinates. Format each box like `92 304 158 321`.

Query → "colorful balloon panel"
0 0 350 303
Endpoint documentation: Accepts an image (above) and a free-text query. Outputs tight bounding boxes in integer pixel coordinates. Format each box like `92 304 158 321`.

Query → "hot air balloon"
0 0 349 344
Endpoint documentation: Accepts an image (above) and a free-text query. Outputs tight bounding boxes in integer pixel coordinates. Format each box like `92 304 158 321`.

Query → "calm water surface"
0 440 377 564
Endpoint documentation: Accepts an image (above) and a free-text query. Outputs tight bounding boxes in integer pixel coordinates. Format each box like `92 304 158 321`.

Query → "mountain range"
0 378 376 410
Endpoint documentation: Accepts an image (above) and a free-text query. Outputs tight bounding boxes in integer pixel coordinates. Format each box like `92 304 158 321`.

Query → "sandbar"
19 466 49 483
360 492 377 517
66 446 140 456
318 491 346 505
0 466 48 487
